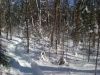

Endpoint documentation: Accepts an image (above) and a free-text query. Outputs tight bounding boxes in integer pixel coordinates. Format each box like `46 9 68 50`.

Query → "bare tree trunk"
26 19 29 53
94 35 99 75
6 25 9 39
25 0 30 53
5 0 12 40
8 0 12 40
55 39 57 54
92 31 95 47
88 32 91 62
0 11 1 48
94 9 100 75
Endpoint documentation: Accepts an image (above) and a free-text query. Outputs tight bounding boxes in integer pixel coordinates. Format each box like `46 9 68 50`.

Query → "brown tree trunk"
94 34 99 75
25 0 30 53
8 0 12 40
95 10 100 75
88 32 91 62
0 11 1 48
26 19 29 53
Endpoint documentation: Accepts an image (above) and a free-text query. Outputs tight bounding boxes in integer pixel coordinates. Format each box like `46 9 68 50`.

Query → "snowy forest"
0 0 100 75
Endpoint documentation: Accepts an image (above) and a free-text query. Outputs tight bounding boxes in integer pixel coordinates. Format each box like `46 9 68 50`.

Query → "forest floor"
1 33 100 75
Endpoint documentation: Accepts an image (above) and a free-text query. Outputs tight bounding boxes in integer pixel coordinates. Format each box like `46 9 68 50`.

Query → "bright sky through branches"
68 0 75 6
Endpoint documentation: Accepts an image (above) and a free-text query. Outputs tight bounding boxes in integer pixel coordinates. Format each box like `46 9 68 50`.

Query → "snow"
1 33 100 75
85 6 90 13
31 61 44 75
40 51 51 63
18 59 31 68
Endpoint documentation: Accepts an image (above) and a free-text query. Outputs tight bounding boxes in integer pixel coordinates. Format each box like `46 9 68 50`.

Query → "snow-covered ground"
1 33 100 75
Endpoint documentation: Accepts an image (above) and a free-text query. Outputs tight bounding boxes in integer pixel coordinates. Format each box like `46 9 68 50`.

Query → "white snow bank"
18 59 31 68
84 64 94 67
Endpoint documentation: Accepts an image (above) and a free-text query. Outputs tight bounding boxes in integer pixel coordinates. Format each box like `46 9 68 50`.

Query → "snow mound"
18 59 31 67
